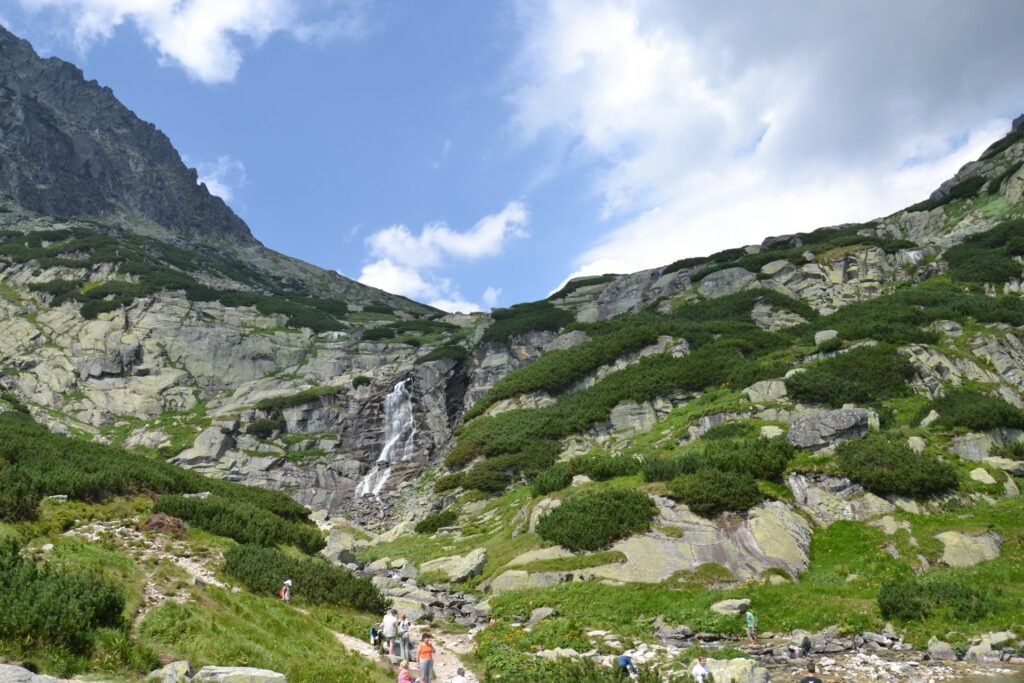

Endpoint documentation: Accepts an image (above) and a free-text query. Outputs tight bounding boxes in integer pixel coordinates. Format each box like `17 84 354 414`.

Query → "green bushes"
362 319 456 341
482 301 574 344
254 387 337 413
246 417 286 438
666 469 763 516
530 452 642 496
0 411 309 522
223 544 388 613
152 495 325 554
835 434 957 497
945 219 1024 284
785 345 914 407
352 375 371 388
879 570 997 621
979 126 1024 161
642 437 794 483
0 538 124 654
415 345 469 364
920 388 1024 432
415 509 458 534
536 489 656 551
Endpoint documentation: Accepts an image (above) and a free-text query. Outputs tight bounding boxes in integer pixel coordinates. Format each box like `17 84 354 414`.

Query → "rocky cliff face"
0 26 250 242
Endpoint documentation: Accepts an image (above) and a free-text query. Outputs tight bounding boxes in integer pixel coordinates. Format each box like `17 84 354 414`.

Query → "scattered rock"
141 513 187 538
934 531 1001 567
419 548 487 583
146 661 193 683
743 379 787 404
906 436 926 453
927 636 957 661
527 607 556 627
190 666 288 682
710 598 750 615
969 468 997 485
919 410 940 428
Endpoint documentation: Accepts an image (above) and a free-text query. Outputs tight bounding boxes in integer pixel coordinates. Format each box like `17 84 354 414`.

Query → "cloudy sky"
4 1 1024 311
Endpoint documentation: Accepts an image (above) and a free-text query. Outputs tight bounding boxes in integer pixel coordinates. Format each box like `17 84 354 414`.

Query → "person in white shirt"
381 609 399 654
451 666 468 683
690 655 711 683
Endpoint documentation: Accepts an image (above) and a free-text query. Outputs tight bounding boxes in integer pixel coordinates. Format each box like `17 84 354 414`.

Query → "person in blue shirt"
617 654 638 677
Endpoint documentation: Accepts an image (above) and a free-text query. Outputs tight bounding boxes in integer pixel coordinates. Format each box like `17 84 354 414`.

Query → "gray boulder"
787 408 870 450
419 547 487 583
743 379 787 404
146 661 193 683
527 606 556 627
927 636 957 661
814 330 838 345
710 598 750 614
190 667 288 682
935 531 1001 567
697 267 755 299
703 657 769 683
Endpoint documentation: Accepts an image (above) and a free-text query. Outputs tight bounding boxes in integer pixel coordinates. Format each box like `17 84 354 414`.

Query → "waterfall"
356 379 417 497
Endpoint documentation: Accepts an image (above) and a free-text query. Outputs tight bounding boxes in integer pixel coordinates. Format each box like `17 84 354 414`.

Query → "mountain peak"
0 24 253 242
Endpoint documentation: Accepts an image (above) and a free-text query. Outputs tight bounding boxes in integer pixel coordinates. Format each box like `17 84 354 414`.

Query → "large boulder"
146 661 193 683
321 529 363 564
935 531 1001 567
787 473 895 526
0 664 69 683
703 657 770 683
608 401 658 434
947 433 993 461
419 548 487 583
786 408 871 450
927 636 957 661
190 667 288 683
743 379 787 404
698 267 755 299
487 570 561 595
710 598 750 615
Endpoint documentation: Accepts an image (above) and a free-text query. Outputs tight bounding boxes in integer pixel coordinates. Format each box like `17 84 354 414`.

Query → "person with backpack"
799 661 823 683
279 579 292 604
416 632 435 683
739 605 757 643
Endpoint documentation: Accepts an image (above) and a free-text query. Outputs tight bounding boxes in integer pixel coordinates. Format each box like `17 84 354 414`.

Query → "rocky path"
299 610 481 682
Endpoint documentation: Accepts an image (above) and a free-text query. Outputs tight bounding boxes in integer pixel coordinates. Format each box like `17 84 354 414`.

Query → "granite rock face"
786 408 871 450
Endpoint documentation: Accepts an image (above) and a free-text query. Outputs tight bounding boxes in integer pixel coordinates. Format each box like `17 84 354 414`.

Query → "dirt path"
324 620 480 682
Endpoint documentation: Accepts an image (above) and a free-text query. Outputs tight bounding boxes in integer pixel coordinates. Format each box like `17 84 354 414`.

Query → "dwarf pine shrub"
666 469 763 517
536 489 656 552
415 509 457 534
223 544 388 613
879 570 998 621
835 434 957 497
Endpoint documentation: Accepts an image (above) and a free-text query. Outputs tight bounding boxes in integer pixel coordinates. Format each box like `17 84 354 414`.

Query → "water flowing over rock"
356 379 416 498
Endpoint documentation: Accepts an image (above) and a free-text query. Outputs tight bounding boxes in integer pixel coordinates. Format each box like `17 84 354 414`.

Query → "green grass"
139 590 392 683
514 550 626 573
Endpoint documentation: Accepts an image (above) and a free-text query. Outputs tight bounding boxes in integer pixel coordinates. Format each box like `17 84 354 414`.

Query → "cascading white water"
355 379 417 497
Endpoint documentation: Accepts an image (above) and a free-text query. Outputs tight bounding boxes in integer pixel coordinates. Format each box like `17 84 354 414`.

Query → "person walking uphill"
416 632 435 683
740 605 757 643
279 579 292 604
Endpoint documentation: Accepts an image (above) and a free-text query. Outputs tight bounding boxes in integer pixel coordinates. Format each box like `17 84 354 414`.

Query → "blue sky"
4 1 1024 312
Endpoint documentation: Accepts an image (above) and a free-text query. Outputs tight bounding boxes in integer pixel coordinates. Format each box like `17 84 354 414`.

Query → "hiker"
799 661 823 683
617 654 638 678
279 579 292 604
739 605 757 643
397 661 415 683
451 666 467 683
417 632 435 683
382 608 399 654
690 654 711 682
398 613 413 661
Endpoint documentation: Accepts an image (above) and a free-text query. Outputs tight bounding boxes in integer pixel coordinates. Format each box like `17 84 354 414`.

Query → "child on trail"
417 632 435 683
397 661 415 683
739 605 757 643
278 579 292 604
690 654 711 682
799 661 823 683
451 666 467 683
370 624 382 649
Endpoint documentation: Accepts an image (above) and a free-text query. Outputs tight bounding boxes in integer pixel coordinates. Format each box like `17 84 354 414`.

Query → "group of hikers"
279 584 822 682
368 608 467 683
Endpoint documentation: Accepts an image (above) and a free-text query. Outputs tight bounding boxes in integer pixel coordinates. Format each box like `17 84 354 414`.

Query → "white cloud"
432 138 451 169
482 286 501 309
18 0 371 83
358 202 527 312
509 0 1024 278
194 155 247 202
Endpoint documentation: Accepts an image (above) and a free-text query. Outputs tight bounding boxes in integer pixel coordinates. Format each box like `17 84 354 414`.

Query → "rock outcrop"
786 408 872 450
